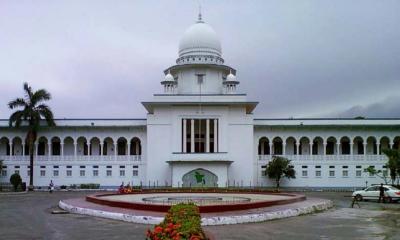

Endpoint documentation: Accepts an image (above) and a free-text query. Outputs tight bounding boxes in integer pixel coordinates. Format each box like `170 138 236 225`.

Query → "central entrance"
182 168 218 187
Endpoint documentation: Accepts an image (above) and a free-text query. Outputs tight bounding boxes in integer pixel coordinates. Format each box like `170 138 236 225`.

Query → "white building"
1 15 399 188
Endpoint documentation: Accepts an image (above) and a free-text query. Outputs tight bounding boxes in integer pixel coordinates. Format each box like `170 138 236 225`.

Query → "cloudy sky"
0 0 399 119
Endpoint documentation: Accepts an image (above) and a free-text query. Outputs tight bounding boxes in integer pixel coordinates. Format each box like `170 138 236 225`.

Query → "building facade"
1 16 399 188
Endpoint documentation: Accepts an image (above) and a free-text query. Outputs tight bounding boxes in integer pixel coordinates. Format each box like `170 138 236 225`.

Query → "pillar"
283 143 286 155
363 143 367 156
61 143 64 156
100 143 103 156
323 143 327 155
376 143 380 155
350 143 354 155
206 119 210 153
336 143 340 155
22 143 25 156
127 143 131 156
191 119 195 153
269 143 272 156
296 143 300 155
74 143 77 157
9 143 13 156
48 143 52 156
114 143 117 158
213 119 218 152
183 119 187 153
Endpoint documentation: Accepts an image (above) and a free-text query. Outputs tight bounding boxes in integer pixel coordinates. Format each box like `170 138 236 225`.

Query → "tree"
265 156 296 190
382 149 400 185
8 83 55 191
0 160 3 171
364 166 389 184
10 173 22 191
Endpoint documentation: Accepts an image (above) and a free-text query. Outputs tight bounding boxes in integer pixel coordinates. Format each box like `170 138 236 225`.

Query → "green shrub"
10 173 22 191
146 203 207 240
79 183 100 189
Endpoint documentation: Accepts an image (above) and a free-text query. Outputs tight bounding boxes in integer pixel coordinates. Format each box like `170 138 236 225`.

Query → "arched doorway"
182 168 218 187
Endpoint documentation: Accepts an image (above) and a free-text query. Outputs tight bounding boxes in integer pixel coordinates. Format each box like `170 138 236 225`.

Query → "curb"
59 199 333 226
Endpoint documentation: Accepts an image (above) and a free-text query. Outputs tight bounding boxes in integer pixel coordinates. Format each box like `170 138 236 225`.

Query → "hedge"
146 203 207 240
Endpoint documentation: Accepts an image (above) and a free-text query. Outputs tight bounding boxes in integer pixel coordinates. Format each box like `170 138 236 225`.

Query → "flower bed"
146 203 208 240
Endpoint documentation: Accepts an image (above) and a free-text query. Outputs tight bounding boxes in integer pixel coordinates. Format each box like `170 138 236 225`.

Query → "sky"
0 0 399 119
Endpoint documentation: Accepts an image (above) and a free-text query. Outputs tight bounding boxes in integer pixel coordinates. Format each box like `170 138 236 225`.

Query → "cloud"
327 96 400 118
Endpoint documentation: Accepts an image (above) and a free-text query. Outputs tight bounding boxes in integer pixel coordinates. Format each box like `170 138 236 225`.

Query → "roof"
0 118 147 128
253 118 400 127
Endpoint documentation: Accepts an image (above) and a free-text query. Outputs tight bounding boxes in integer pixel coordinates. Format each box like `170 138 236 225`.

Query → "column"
389 143 393 149
350 143 354 155
127 143 131 156
282 143 286 155
323 143 327 155
48 143 52 156
61 143 64 157
114 143 117 159
376 143 380 155
100 142 103 156
336 143 340 155
269 143 272 155
9 143 13 156
183 119 187 153
309 142 312 155
296 143 300 155
213 119 218 152
22 143 25 156
363 143 367 156
74 143 77 157
191 119 195 153
206 119 210 153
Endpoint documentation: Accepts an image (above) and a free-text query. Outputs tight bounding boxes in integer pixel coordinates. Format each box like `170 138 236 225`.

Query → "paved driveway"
0 191 399 240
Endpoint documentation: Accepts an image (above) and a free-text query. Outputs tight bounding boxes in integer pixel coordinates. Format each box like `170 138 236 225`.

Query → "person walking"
378 183 385 203
49 180 54 193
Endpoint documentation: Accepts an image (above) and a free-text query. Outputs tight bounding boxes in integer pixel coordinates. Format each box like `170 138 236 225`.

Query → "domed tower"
162 13 239 95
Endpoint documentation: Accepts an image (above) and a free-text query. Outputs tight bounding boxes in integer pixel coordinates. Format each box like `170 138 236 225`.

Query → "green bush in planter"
10 173 22 191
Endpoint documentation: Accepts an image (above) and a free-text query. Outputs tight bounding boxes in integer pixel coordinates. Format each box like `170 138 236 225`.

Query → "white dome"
226 72 236 82
178 21 222 58
164 72 174 82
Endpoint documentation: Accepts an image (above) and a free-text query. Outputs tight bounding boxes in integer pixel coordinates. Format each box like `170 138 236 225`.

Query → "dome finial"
197 3 204 23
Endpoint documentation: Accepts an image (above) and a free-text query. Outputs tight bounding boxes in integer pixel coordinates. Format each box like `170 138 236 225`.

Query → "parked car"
352 185 400 203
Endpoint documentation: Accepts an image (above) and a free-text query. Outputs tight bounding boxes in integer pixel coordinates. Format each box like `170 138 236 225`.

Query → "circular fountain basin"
86 191 306 213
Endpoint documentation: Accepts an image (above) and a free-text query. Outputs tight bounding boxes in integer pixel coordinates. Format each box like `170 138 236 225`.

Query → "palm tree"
8 83 55 190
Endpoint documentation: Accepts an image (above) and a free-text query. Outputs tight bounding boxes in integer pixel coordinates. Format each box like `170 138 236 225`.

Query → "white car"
352 185 400 202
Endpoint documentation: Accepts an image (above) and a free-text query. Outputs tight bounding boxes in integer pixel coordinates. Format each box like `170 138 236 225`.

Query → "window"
27 170 30 177
329 171 335 177
342 170 348 177
80 170 85 177
1 170 7 177
132 170 138 176
93 170 98 177
356 170 362 177
14 170 20 175
106 170 112 177
302 170 308 177
120 170 125 177
40 170 46 177
315 171 321 177
53 170 59 177
182 119 218 153
66 170 72 177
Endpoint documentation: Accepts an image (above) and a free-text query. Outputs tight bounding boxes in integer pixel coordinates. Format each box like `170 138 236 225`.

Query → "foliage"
0 160 3 171
79 183 100 189
146 203 207 240
8 82 55 190
382 149 400 185
265 156 296 189
10 173 22 191
364 166 389 184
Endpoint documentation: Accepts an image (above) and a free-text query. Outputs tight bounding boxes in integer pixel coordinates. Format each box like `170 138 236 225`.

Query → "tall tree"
8 83 55 190
382 149 400 185
265 156 296 190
